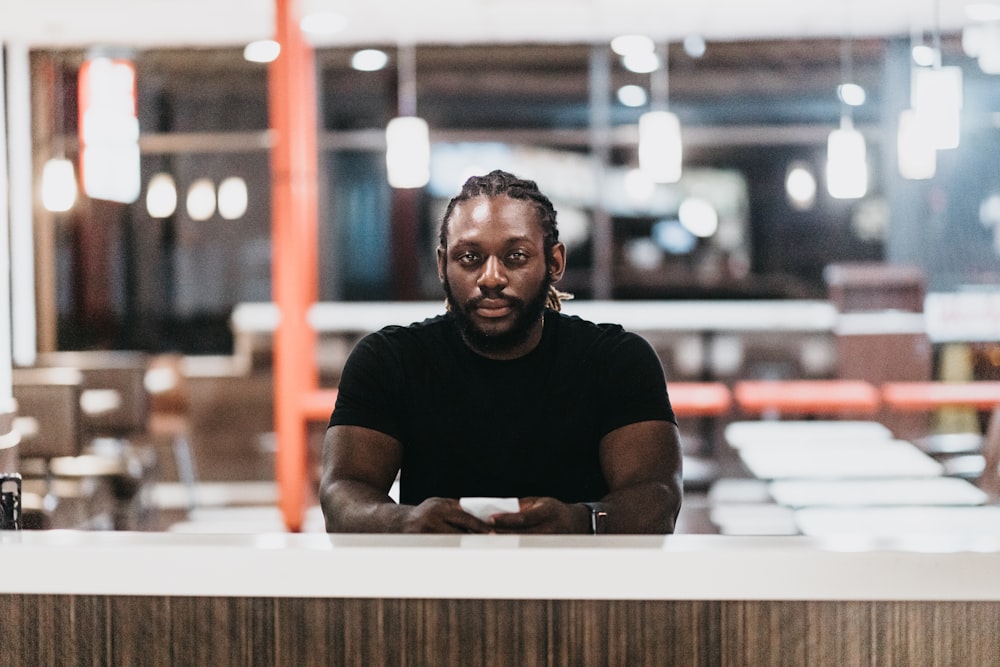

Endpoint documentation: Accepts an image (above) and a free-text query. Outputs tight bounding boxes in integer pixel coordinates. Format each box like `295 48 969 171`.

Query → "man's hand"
487 497 590 534
402 497 493 533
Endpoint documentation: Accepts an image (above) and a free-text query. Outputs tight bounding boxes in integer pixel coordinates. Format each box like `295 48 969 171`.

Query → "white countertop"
230 300 840 335
2 532 1000 601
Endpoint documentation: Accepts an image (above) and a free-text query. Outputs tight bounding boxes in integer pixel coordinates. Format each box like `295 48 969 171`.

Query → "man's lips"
473 299 513 318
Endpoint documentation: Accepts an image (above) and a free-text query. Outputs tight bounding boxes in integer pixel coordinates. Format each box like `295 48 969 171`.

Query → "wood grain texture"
8 595 1000 666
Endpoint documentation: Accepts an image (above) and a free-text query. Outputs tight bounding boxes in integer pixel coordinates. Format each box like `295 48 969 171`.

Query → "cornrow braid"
439 169 573 311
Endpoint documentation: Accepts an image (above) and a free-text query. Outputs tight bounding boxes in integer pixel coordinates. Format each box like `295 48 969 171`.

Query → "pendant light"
826 28 867 199
910 1 963 152
78 53 141 204
385 42 429 189
41 53 77 213
638 42 682 184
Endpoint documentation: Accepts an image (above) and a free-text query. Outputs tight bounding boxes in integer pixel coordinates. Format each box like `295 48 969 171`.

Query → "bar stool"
32 352 154 528
12 367 91 528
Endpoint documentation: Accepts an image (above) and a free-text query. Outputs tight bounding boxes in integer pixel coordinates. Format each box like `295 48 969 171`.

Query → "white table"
737 439 944 480
795 506 1000 539
769 477 988 508
724 420 894 449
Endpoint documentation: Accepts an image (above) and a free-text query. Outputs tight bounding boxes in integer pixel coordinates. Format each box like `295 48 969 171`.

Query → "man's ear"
547 242 567 282
436 247 446 282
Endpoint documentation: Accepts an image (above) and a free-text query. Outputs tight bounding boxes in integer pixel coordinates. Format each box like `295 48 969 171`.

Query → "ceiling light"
186 178 216 221
897 109 937 180
351 49 388 72
386 117 430 189
41 158 76 213
785 161 817 210
837 83 866 106
42 53 76 213
678 197 718 238
911 65 963 150
964 23 1000 74
683 35 707 59
827 31 867 200
622 51 660 74
911 44 937 67
244 40 280 64
826 123 868 199
217 176 248 220
79 56 141 204
610 34 654 56
639 43 682 184
616 84 647 107
639 111 682 184
145 173 177 218
385 44 429 189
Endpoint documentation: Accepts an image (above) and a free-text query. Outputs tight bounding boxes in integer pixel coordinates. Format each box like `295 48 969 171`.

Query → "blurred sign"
925 291 1000 342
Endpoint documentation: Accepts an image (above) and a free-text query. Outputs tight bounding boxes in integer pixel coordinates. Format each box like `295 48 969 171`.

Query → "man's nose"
477 256 508 290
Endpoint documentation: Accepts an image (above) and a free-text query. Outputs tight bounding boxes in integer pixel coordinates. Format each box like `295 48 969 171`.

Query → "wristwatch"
583 502 608 534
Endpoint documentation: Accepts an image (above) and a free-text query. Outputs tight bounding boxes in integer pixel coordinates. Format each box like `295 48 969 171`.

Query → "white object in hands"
459 497 519 521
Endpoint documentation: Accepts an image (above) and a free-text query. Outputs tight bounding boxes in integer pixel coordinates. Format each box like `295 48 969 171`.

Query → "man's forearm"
321 479 409 533
596 481 682 534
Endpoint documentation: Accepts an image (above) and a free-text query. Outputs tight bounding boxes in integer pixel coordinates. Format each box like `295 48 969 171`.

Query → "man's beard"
443 271 551 356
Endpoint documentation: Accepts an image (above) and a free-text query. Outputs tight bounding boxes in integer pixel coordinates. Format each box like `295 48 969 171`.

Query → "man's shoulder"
550 310 654 357
363 313 453 349
551 310 628 338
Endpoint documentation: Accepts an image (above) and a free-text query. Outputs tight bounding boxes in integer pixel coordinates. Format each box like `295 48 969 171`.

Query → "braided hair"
439 169 573 311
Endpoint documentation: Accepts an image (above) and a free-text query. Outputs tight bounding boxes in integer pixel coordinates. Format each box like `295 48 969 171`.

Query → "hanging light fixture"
910 0 964 151
897 28 937 179
145 172 177 218
78 53 141 204
638 42 682 184
910 65 963 151
826 27 867 199
897 108 937 180
385 43 429 189
41 53 77 213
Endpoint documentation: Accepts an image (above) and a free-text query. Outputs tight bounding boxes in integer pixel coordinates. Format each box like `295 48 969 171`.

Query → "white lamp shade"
678 197 719 238
897 109 937 180
186 178 216 221
41 158 77 213
785 162 817 210
218 176 248 220
81 142 141 204
910 66 963 150
638 110 682 184
145 173 178 218
826 126 868 199
78 58 141 204
385 116 430 189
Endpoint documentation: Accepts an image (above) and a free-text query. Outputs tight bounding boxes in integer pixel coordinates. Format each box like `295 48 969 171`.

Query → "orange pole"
268 0 319 531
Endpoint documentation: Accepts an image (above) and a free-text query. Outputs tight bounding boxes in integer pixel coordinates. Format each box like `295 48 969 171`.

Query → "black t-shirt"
329 309 675 505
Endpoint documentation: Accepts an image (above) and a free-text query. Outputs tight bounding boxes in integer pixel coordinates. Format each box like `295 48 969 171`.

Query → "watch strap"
583 502 608 534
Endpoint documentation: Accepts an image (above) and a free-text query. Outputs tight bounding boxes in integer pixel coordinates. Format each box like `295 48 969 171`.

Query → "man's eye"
507 251 527 262
457 252 480 264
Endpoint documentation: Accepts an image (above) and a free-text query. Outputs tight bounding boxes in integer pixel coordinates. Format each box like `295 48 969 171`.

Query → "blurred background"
2 0 996 354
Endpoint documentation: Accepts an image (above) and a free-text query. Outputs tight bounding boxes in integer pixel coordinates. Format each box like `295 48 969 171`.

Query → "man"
320 169 682 533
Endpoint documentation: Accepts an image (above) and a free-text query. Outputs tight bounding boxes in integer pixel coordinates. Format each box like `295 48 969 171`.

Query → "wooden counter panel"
9 595 1000 666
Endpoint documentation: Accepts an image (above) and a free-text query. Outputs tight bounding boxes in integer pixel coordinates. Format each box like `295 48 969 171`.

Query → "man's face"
437 194 565 358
